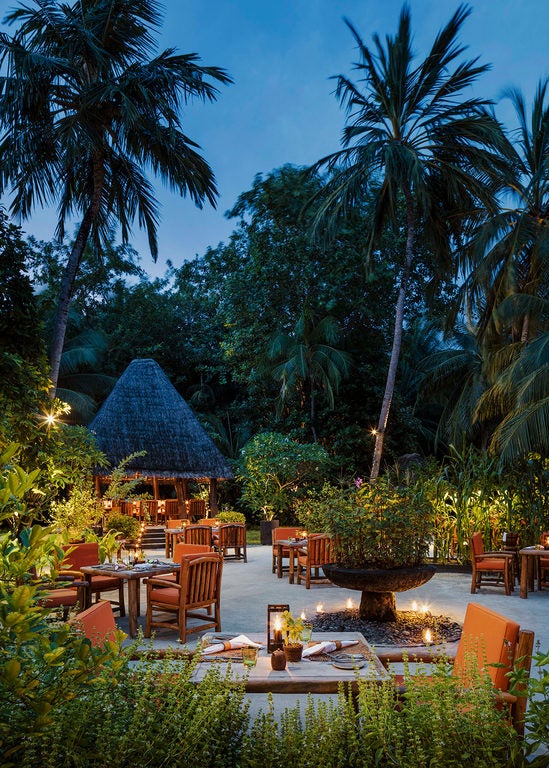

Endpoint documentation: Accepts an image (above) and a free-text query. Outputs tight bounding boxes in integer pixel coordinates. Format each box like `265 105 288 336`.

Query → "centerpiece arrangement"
279 609 305 661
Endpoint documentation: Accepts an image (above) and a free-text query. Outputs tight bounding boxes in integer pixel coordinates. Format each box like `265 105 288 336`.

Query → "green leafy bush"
216 509 247 524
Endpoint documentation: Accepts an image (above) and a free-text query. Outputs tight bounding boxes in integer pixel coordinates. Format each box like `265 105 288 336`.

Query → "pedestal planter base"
322 563 436 622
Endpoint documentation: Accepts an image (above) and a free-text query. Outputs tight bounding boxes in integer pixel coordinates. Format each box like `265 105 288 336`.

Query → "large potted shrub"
320 478 435 621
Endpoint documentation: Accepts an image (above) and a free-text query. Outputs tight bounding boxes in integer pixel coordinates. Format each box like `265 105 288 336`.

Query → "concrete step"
140 526 165 550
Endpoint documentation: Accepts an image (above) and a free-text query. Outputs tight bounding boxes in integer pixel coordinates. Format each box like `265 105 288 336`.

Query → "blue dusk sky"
0 0 547 277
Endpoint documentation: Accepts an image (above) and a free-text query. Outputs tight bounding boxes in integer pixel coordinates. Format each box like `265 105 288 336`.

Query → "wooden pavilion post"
209 478 219 515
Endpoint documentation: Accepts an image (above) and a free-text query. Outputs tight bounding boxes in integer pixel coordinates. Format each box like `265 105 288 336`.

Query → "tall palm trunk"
49 158 104 393
49 210 94 393
369 189 416 482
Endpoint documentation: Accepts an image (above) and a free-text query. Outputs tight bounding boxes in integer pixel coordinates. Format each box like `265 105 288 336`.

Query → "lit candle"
316 603 324 613
273 617 282 647
300 611 306 620
420 604 429 615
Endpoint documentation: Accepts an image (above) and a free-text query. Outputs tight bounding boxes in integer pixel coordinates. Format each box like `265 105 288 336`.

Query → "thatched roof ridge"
89 359 233 480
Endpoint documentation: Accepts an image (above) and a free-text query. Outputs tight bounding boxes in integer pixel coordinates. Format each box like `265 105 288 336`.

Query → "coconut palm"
455 78 549 346
267 309 352 442
0 0 232 390
310 4 510 481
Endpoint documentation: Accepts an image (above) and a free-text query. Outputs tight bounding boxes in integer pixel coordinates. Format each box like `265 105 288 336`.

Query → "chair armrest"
476 552 514 560
59 569 86 579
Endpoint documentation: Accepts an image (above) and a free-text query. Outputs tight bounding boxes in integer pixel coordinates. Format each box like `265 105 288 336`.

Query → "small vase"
283 643 303 662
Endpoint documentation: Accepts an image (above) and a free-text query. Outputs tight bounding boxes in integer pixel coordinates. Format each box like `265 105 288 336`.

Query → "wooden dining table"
276 539 307 583
81 561 180 637
519 546 548 598
191 631 389 694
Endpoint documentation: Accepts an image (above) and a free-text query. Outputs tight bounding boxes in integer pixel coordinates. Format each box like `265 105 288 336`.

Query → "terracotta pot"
283 643 303 662
271 649 287 670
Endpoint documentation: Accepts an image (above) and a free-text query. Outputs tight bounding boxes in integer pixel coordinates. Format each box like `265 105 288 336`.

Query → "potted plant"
280 609 305 662
319 477 436 622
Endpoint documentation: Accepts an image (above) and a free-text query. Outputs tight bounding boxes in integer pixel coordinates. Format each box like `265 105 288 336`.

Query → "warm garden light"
346 598 354 609
316 603 324 613
423 628 433 644
267 604 289 653
411 600 418 612
420 604 429 614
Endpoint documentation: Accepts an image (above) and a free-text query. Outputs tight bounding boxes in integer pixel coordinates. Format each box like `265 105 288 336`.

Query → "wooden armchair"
183 524 213 548
62 542 126 616
378 602 534 735
469 532 514 595
271 526 300 575
36 575 89 619
296 534 332 589
144 553 223 643
216 523 247 562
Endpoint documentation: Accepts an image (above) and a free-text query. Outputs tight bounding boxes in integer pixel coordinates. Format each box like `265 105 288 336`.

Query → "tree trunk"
49 211 94 393
369 188 416 483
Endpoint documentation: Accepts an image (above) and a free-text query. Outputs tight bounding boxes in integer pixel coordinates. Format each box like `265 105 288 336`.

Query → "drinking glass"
301 623 313 643
199 633 213 651
242 647 258 668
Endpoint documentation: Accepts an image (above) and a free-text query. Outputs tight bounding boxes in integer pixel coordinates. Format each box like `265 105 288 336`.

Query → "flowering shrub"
313 478 434 569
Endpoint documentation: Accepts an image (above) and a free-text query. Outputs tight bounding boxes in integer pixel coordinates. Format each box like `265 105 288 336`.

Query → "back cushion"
62 542 100 568
453 603 519 691
70 600 117 647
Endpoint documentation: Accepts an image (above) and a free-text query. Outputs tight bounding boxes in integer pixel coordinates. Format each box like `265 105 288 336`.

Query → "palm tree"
310 4 510 481
455 78 549 346
0 0 232 391
267 309 352 442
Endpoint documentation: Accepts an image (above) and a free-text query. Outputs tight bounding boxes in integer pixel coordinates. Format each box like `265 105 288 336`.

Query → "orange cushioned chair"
296 534 332 589
271 526 301 575
469 532 514 596
144 553 223 643
160 542 212 584
69 600 119 648
62 542 126 616
183 524 213 548
216 523 247 562
538 532 549 590
37 576 89 619
379 602 534 735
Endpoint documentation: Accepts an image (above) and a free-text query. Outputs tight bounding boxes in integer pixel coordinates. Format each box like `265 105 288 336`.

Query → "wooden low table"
192 632 388 694
81 562 180 637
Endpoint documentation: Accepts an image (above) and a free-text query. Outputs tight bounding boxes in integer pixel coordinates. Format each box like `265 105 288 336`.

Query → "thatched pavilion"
89 358 233 515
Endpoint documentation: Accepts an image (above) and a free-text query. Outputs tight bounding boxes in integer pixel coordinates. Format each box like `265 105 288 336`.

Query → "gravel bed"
311 609 462 647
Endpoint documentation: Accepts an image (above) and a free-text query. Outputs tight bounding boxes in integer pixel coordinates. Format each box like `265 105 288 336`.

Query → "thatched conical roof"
89 359 233 480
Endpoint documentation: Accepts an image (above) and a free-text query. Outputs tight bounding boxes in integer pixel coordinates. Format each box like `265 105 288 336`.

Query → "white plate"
332 659 366 670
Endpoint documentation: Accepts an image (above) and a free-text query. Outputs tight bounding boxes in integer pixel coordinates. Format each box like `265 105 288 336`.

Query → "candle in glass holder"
273 618 282 647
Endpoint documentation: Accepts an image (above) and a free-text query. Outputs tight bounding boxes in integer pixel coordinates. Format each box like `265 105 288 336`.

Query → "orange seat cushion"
453 603 519 691
476 559 507 570
149 587 180 605
38 588 79 608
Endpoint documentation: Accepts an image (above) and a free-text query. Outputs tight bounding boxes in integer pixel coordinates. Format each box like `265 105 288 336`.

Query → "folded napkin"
302 640 358 658
201 634 262 655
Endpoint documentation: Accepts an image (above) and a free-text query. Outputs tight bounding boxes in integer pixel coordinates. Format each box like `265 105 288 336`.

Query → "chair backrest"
173 542 211 563
307 534 332 566
167 518 186 529
62 542 100 569
69 600 118 647
180 553 223 602
272 526 300 545
218 523 246 547
187 499 207 518
453 603 520 691
184 525 212 547
470 532 485 559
